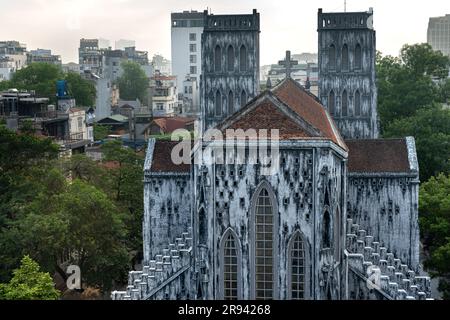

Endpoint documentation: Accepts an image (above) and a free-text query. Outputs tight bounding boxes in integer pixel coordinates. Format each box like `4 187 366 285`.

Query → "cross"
278 50 298 78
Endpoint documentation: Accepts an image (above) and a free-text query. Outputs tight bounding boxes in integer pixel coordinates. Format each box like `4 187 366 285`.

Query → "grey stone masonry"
345 218 432 300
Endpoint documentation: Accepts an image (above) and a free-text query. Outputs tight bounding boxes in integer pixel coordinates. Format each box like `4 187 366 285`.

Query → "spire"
305 76 311 91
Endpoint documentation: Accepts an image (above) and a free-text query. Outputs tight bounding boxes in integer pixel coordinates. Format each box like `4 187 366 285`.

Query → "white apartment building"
428 14 450 57
149 72 178 117
171 10 204 108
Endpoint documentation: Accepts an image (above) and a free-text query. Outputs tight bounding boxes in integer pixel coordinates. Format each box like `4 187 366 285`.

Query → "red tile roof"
151 117 196 134
346 139 411 173
150 140 190 173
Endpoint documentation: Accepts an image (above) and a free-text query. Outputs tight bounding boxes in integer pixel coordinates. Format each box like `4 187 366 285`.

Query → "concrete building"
115 39 136 50
171 10 204 113
151 54 171 76
62 62 80 74
79 39 103 75
181 76 199 116
98 38 111 50
27 48 62 66
428 14 450 57
149 71 178 117
0 41 27 81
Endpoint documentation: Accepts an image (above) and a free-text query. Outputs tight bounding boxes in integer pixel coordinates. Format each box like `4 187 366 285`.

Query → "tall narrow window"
354 90 361 116
215 90 222 116
289 232 306 300
240 90 247 107
329 44 336 69
255 188 274 300
328 90 335 115
323 211 331 248
228 91 234 114
342 90 348 117
355 44 362 70
342 44 349 71
214 45 222 72
199 208 207 245
240 45 248 72
222 232 238 300
227 45 234 72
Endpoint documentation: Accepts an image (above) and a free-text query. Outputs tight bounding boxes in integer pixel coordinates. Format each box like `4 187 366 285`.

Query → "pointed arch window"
329 44 336 69
328 90 335 116
227 45 235 72
240 90 247 107
221 231 239 300
228 91 234 114
289 232 306 300
240 45 248 72
215 45 222 72
354 90 361 116
355 44 362 70
323 211 331 248
254 187 274 300
342 90 348 117
342 44 349 71
199 207 207 245
215 90 222 116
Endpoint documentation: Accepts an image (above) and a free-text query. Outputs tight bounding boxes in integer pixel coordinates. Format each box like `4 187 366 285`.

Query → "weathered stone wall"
201 10 260 131
193 141 347 299
318 9 379 139
347 174 420 269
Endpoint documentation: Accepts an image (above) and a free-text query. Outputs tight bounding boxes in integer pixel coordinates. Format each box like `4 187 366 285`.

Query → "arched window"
342 44 349 71
328 90 335 115
240 90 247 107
254 187 275 300
227 45 234 72
289 232 307 300
342 90 348 117
329 44 336 69
228 91 234 114
354 90 361 116
355 44 362 70
323 211 331 248
240 45 248 72
199 207 207 245
214 45 222 72
215 90 222 116
221 230 239 300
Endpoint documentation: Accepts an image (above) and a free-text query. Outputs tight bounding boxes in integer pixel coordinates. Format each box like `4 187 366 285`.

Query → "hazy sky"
1 0 449 65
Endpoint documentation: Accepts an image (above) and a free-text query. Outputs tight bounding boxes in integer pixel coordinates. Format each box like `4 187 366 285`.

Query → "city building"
181 76 199 116
427 14 450 57
113 8 432 301
62 62 80 74
79 38 103 75
151 54 171 75
27 48 62 66
0 41 27 81
171 10 204 113
149 71 178 117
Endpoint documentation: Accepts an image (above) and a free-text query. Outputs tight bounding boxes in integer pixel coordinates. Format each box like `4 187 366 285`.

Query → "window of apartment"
77 117 83 130
185 86 188 94
190 55 197 64
189 33 197 41
157 103 164 110
190 66 197 74
190 44 197 53
189 86 193 94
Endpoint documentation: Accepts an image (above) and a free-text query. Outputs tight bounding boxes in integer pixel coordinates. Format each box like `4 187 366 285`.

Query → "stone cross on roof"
278 50 298 78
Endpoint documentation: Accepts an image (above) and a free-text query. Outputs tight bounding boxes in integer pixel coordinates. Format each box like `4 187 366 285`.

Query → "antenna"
344 0 347 12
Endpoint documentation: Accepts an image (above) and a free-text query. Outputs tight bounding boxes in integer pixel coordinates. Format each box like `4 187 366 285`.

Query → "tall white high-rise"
171 10 204 113
428 15 450 57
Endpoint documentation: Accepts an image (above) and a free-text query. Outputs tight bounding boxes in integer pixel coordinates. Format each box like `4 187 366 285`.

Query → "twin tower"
201 8 379 139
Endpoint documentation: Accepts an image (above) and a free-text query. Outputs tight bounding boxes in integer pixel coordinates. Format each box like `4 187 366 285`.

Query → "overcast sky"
1 0 449 65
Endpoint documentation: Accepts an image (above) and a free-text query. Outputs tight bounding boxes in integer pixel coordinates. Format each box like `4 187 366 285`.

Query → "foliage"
383 105 450 181
93 124 111 141
65 71 96 107
376 44 450 130
117 61 149 103
419 174 450 299
0 255 60 300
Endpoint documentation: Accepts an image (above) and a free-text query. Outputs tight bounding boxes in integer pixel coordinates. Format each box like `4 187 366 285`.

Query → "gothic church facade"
112 8 431 300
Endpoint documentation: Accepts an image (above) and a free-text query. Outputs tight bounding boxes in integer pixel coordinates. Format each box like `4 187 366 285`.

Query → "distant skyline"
0 0 449 65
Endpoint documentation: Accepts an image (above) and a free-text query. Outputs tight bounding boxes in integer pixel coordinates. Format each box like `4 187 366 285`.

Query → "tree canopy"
117 61 149 103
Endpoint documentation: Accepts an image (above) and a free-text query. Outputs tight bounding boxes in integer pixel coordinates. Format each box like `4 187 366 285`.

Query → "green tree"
9 63 63 103
117 61 149 102
419 174 450 299
383 105 450 181
93 124 111 141
65 71 96 107
376 44 450 129
0 255 60 300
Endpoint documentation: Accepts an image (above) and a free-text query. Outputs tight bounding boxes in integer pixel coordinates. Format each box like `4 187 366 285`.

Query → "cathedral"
112 8 432 300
